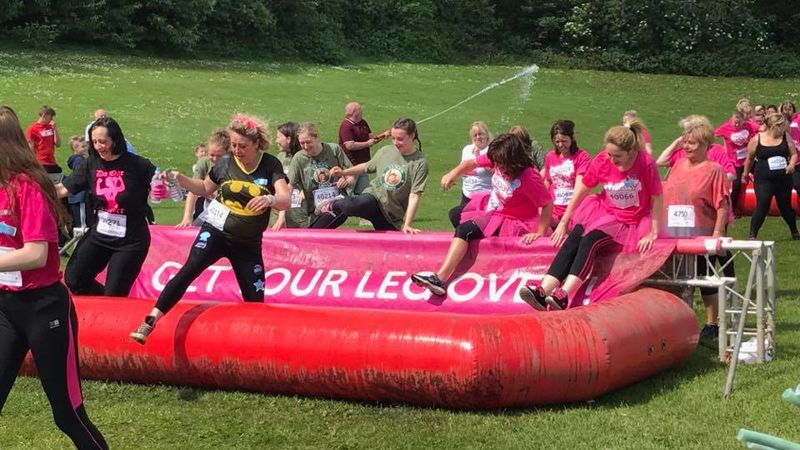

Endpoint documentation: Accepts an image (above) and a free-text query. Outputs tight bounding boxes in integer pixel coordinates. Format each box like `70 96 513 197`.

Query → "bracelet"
264 194 275 207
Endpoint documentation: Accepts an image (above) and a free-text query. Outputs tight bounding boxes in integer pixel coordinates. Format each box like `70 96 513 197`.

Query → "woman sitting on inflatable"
519 120 663 310
411 133 552 296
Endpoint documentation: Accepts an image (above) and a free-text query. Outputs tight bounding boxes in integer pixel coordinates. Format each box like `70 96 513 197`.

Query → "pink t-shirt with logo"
0 174 60 291
581 150 663 225
543 149 591 220
715 119 755 168
475 153 550 220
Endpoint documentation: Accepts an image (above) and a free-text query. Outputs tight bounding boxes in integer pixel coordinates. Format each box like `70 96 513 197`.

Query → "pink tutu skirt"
569 195 652 252
460 193 545 237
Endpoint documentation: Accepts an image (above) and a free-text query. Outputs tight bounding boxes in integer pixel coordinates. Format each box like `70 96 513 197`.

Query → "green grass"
1 48 799 449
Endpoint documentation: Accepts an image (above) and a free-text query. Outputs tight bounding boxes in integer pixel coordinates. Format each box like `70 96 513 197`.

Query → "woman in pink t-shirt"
519 120 663 310
0 106 108 449
780 101 800 198
715 110 757 215
543 120 591 227
411 133 553 296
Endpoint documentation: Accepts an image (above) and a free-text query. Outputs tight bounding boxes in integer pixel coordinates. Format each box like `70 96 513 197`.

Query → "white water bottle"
166 170 185 202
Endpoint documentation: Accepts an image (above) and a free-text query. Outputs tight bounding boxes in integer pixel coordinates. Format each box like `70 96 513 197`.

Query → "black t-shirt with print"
62 152 156 248
208 153 287 242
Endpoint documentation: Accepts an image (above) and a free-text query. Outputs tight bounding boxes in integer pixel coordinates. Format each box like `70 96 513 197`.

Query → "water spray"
417 64 539 125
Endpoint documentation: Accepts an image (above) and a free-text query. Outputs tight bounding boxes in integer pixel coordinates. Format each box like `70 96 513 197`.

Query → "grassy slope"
0 49 798 449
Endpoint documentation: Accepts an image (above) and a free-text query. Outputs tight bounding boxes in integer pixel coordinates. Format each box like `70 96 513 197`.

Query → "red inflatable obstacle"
25 228 699 409
69 289 696 409
739 184 800 216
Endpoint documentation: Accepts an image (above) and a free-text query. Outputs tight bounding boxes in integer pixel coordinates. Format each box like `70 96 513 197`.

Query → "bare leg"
540 275 561 294
560 274 585 295
436 238 469 282
702 294 718 325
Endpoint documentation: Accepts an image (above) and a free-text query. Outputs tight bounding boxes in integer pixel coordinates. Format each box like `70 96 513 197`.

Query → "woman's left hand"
637 232 658 254
402 225 421 234
247 194 274 213
520 233 541 244
786 164 795 174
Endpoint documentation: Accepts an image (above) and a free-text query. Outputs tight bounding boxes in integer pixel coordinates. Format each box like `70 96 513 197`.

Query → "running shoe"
410 273 447 296
314 195 345 216
518 284 548 311
130 317 156 344
792 231 800 241
699 323 719 348
545 288 569 310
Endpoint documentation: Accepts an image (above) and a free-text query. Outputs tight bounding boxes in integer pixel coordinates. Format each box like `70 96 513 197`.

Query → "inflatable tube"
740 185 800 216
25 227 699 409
57 288 695 409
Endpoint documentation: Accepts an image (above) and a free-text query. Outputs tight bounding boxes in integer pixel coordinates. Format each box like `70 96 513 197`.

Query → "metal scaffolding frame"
643 239 776 398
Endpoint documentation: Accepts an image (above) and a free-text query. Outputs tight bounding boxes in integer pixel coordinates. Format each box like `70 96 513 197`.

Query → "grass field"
0 48 799 449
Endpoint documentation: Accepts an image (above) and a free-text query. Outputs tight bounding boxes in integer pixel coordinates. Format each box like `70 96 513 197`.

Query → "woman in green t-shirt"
271 121 308 229
288 122 354 227
314 118 429 233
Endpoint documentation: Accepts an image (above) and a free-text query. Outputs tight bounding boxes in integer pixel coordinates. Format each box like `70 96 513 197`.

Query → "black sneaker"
545 288 569 310
699 323 719 347
410 273 446 296
519 284 548 311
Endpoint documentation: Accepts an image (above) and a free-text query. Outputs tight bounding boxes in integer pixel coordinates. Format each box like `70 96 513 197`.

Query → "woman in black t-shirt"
130 114 290 344
57 117 156 297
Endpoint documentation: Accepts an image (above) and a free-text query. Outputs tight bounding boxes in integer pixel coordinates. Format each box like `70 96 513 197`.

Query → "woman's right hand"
440 171 457 190
175 217 192 229
330 166 343 178
551 221 569 247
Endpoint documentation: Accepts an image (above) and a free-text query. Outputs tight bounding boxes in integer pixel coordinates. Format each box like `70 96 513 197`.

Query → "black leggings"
749 174 797 237
0 283 107 449
155 224 265 314
731 166 745 214
448 194 470 228
64 232 150 297
309 194 398 231
697 254 736 296
547 225 620 281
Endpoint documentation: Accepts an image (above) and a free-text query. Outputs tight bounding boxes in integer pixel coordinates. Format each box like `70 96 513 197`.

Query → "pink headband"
233 114 258 132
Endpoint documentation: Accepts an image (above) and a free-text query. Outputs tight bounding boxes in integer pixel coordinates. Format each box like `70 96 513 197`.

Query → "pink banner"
122 226 676 314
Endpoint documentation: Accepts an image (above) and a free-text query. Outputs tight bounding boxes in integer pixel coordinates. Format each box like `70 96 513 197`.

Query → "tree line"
2 0 798 77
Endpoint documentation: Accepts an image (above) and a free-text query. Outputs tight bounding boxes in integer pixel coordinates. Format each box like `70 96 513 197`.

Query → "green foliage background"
2 0 800 76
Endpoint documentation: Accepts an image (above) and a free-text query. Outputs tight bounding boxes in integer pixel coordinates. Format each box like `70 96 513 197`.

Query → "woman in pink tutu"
519 120 663 310
410 133 552 296
542 120 591 228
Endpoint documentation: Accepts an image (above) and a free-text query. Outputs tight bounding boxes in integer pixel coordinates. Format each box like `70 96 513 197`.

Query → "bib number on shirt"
667 205 695 228
313 186 339 206
0 247 22 287
554 188 573 206
96 211 127 238
290 189 302 208
768 156 788 171
203 200 231 232
736 147 748 161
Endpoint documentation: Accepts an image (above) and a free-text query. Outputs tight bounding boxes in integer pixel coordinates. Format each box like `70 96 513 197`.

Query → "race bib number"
96 211 127 238
0 247 21 287
203 200 231 231
554 188 573 206
290 189 302 208
313 186 339 206
736 147 748 160
668 205 695 228
768 156 788 171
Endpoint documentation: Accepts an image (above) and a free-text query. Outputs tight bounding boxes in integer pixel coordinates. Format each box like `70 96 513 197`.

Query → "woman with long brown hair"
0 106 107 449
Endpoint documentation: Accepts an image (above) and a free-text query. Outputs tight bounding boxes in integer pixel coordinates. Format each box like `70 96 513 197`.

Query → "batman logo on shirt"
219 180 270 216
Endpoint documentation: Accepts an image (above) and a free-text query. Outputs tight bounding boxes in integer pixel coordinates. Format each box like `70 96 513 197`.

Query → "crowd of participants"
2 96 800 447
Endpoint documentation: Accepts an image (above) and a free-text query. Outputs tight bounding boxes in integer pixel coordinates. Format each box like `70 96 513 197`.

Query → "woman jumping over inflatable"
130 114 290 344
